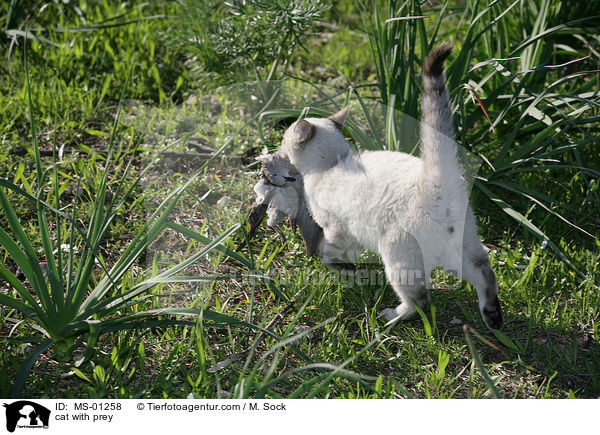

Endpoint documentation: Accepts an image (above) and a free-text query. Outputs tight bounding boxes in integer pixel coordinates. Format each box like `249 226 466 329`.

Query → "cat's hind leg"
379 238 430 322
462 247 503 329
462 215 503 329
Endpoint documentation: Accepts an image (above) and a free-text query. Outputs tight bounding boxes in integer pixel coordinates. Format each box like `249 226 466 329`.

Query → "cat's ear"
328 106 349 130
293 119 314 143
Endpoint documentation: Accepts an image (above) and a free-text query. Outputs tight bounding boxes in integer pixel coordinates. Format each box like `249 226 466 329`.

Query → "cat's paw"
379 308 401 321
482 298 503 330
379 305 417 322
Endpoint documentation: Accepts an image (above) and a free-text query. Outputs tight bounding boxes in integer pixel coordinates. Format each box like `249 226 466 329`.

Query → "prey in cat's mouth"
243 151 323 256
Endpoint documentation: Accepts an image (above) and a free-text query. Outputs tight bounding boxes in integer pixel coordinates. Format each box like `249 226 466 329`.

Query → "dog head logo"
3 401 50 432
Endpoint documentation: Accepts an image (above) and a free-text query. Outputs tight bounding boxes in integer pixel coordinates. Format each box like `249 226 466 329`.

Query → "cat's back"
357 150 422 182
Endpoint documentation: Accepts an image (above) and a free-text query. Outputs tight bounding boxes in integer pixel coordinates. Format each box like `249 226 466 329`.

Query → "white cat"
279 44 503 329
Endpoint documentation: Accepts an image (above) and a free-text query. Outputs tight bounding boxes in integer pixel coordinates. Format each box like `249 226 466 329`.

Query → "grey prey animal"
244 151 322 256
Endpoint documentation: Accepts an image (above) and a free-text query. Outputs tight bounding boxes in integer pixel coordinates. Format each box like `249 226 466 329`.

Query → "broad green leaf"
491 329 525 353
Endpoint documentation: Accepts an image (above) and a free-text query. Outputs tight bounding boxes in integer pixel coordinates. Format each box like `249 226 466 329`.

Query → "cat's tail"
420 44 460 179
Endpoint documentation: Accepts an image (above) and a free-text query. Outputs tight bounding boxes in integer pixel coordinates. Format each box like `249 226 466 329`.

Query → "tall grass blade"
463 325 501 398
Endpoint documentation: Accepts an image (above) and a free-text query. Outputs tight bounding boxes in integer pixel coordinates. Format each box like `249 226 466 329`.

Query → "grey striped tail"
420 44 458 176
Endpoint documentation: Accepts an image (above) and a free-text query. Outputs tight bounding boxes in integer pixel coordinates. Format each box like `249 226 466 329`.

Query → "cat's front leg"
319 224 358 274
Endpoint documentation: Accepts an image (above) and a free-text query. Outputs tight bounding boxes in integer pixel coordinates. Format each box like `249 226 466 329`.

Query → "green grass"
1 0 599 399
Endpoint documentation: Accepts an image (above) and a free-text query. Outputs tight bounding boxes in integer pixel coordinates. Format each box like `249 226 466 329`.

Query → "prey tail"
420 43 459 178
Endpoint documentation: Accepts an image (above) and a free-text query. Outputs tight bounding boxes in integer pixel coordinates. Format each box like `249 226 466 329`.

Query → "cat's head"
280 107 351 174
